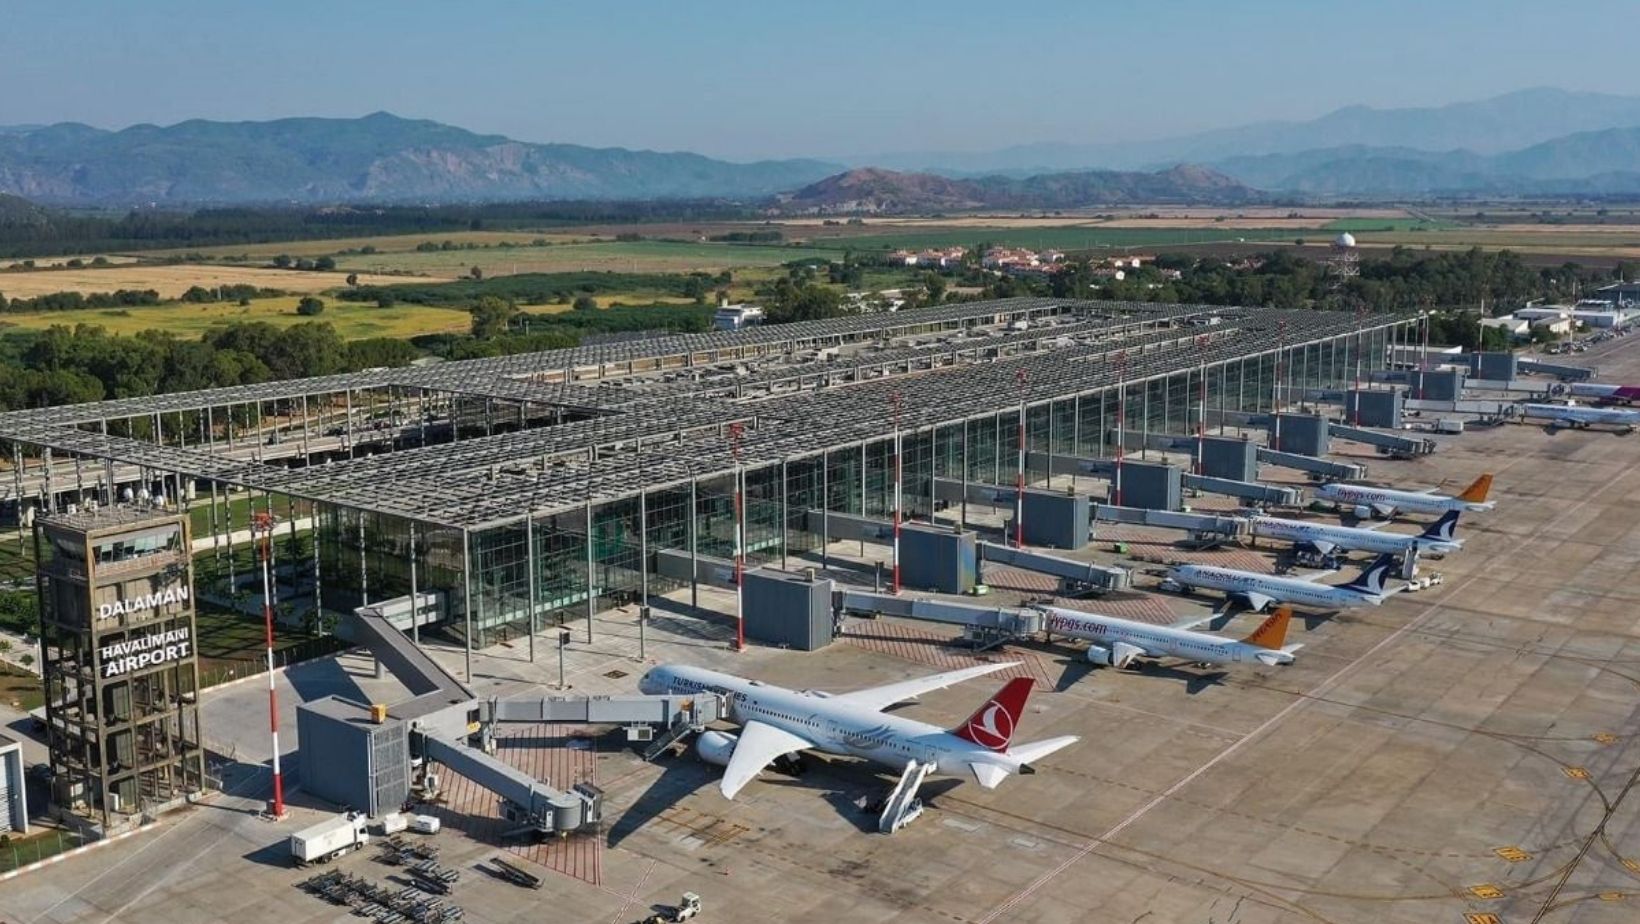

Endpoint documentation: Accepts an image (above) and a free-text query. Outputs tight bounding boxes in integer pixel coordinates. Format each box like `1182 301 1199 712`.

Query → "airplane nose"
637 669 663 694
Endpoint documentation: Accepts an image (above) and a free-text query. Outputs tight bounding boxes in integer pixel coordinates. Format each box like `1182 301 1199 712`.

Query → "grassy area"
336 238 848 278
144 230 598 260
1323 218 1458 232
0 661 43 711
809 226 1300 252
0 295 475 340
193 605 345 688
0 533 34 586
0 264 406 299
0 827 94 874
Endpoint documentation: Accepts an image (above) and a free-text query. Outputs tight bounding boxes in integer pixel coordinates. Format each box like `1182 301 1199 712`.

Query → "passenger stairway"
643 715 702 762
878 759 933 834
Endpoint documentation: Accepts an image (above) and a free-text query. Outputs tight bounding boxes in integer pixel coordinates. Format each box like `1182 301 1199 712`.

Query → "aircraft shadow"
604 751 716 848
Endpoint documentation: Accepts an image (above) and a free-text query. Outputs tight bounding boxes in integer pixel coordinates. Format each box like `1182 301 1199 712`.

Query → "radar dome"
1333 232 1357 248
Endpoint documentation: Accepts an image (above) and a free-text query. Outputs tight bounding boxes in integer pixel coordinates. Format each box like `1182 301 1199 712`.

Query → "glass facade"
219 324 1411 654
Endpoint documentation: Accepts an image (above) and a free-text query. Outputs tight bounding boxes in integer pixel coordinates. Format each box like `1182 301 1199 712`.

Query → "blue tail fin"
1419 510 1460 542
1341 554 1396 596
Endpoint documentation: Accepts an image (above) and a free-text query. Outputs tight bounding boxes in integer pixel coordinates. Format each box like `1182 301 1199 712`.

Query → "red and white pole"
729 423 745 652
1014 370 1026 547
890 393 903 594
255 510 286 819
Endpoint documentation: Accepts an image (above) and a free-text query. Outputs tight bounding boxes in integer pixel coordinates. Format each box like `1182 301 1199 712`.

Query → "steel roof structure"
1 298 1410 531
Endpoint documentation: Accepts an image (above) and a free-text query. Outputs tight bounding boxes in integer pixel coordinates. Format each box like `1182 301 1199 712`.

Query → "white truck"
290 812 370 867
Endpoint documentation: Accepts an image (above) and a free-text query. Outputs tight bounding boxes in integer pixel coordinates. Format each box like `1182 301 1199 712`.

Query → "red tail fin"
953 677 1034 752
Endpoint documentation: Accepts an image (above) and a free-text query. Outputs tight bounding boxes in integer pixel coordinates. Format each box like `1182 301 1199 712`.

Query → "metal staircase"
877 759 932 834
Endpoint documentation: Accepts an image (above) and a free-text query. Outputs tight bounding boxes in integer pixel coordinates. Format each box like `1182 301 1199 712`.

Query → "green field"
810 226 1301 252
1323 218 1458 233
0 661 42 711
333 238 849 278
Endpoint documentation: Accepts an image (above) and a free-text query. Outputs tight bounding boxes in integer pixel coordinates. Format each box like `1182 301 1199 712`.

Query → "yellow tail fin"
1244 605 1292 650
1457 473 1493 503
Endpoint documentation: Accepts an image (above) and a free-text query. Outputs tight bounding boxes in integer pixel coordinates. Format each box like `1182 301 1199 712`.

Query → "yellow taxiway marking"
1464 914 1502 924
1563 766 1591 780
1494 846 1531 862
1467 884 1505 899
1594 732 1618 744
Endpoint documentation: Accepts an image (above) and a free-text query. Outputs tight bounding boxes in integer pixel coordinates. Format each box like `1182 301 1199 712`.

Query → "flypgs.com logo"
964 702 1015 751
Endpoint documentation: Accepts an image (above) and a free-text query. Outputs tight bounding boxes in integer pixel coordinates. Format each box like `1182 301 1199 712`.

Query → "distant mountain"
780 164 1256 213
863 88 1640 174
0 113 842 206
1210 126 1640 196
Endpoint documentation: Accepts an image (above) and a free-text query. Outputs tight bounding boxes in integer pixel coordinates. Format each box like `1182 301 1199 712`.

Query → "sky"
4 0 1640 162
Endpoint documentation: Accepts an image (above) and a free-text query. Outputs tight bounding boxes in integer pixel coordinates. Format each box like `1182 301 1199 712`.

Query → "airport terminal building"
1 298 1416 684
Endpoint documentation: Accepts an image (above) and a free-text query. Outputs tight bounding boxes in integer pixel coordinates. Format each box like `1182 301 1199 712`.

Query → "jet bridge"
418 734 603 837
1180 473 1302 506
1091 504 1243 542
1327 424 1436 457
976 541 1132 592
1255 447 1364 481
835 589 1042 647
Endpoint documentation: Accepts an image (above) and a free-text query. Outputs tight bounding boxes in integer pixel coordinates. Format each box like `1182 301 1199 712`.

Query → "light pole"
1014 369 1027 547
253 510 286 820
889 392 903 594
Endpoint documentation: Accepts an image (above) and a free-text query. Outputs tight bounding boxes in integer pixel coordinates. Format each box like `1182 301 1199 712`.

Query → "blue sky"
4 0 1639 161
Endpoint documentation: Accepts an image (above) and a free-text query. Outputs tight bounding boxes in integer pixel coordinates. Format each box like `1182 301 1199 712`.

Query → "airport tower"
32 504 205 832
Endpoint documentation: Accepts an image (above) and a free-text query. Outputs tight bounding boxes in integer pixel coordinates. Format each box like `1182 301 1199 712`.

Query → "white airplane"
1167 553 1398 612
1250 510 1463 556
1038 603 1302 668
1313 473 1495 519
1520 402 1640 432
1568 382 1640 404
637 662 1079 799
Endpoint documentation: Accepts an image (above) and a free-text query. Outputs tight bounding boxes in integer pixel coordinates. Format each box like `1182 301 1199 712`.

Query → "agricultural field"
0 296 474 339
0 254 139 270
333 238 849 278
144 230 597 260
0 264 405 299
796 225 1303 253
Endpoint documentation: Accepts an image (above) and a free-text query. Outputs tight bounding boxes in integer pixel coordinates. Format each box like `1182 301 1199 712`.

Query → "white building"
1480 316 1531 338
1530 316 1573 336
1513 306 1571 322
0 733 26 834
712 304 765 331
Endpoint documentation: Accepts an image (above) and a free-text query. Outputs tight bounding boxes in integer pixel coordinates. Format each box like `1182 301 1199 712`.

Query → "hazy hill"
780 164 1256 213
866 88 1640 175
0 113 841 206
1211 126 1640 195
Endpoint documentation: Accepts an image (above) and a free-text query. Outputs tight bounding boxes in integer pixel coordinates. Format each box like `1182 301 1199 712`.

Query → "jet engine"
1086 641 1145 669
1352 504 1374 521
695 730 738 768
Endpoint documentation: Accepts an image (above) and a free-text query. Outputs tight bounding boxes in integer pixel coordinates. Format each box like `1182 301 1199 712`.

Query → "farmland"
332 238 849 278
0 264 405 299
0 296 474 339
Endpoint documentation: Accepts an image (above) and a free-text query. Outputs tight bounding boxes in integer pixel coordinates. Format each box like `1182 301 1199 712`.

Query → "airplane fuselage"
1314 483 1491 514
1038 606 1290 666
1168 564 1382 609
1521 403 1640 429
1250 516 1459 554
639 664 1013 778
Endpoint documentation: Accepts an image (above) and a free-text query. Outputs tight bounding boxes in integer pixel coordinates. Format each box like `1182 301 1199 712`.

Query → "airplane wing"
719 720 817 800
1308 539 1337 554
1169 610 1236 632
1354 520 1389 531
828 662 1016 712
1293 569 1339 583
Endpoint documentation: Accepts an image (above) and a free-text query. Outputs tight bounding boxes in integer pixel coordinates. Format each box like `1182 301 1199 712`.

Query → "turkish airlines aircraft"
1038 603 1302 668
1250 510 1463 555
638 662 1078 798
1313 473 1495 519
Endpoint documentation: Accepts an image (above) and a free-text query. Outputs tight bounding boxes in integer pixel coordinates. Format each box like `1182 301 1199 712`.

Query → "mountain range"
5 88 1640 205
0 112 841 206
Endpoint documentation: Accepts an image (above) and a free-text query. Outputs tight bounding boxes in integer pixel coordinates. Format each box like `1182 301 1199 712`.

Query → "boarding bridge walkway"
1518 358 1595 381
1091 504 1243 540
1326 424 1436 456
419 735 603 837
836 590 1043 645
1255 447 1363 481
1180 473 1302 506
977 541 1131 592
